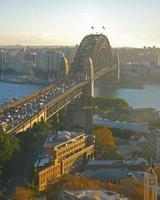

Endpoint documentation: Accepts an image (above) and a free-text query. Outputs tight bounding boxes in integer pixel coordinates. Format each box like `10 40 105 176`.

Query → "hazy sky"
0 0 160 47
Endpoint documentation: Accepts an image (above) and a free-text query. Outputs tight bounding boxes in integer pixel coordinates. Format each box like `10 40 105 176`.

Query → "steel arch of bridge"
72 34 113 75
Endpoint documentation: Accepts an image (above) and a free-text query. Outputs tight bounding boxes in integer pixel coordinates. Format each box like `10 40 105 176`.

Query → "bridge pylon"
89 57 95 97
114 53 120 81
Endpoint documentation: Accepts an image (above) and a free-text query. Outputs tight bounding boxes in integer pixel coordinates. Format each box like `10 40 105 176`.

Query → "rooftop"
83 168 127 182
35 155 52 169
44 131 86 150
87 159 148 166
62 189 127 200
35 130 87 169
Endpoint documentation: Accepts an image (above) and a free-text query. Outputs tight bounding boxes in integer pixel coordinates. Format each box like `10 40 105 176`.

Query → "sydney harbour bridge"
1 34 120 134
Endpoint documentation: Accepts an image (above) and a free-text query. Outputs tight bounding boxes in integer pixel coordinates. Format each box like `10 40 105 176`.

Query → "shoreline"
97 81 160 90
0 78 48 85
0 81 46 110
0 78 47 86
0 72 48 85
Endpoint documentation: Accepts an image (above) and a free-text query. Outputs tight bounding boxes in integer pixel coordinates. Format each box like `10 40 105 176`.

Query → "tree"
0 191 3 199
94 125 116 150
31 121 50 133
0 134 19 165
102 148 123 160
0 126 4 134
17 121 50 150
93 125 122 159
46 175 104 199
46 174 143 200
13 188 33 200
154 166 160 182
111 128 138 140
91 96 129 112
118 178 144 200
26 182 40 198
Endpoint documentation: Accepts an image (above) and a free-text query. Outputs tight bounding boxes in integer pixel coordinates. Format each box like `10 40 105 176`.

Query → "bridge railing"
5 66 117 134
6 81 88 134
1 82 59 112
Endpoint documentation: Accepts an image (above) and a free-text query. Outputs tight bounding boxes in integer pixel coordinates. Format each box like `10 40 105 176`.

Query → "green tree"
0 134 20 165
17 121 50 150
0 126 4 134
91 96 129 112
111 128 138 140
102 148 122 160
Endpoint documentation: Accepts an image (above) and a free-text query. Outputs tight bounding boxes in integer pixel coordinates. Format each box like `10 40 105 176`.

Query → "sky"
0 0 160 47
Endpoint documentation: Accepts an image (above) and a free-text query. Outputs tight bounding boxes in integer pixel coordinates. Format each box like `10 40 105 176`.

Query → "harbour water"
95 84 160 111
0 81 44 107
1 81 160 111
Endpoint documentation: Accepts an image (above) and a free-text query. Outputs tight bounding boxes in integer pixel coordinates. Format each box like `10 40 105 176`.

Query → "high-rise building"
45 50 56 71
157 54 160 67
0 50 8 67
24 50 37 68
35 50 46 70
144 166 157 200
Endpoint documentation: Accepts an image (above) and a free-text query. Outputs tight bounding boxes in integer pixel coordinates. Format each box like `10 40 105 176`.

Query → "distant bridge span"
6 34 118 134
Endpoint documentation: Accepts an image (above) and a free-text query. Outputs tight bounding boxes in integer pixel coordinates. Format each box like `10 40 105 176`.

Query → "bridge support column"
89 57 95 97
64 100 93 132
90 79 94 98
91 153 94 160
114 53 120 82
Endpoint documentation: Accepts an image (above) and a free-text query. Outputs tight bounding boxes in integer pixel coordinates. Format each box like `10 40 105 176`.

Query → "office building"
35 131 94 191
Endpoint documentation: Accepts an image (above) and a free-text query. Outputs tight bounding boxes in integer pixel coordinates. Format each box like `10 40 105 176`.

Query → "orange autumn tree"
154 166 160 181
94 125 116 149
13 188 33 200
118 178 144 200
46 174 105 199
105 181 119 192
93 125 122 159
46 175 144 200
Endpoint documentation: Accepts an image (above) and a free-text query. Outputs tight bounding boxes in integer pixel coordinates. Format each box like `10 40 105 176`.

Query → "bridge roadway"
4 66 117 134
6 81 87 134
94 66 117 79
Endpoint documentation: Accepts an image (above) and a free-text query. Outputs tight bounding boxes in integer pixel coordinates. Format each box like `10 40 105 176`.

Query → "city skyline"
0 0 160 47
1 2 160 198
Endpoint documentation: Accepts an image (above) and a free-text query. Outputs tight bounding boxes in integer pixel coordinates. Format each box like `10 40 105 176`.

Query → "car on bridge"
0 75 86 133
